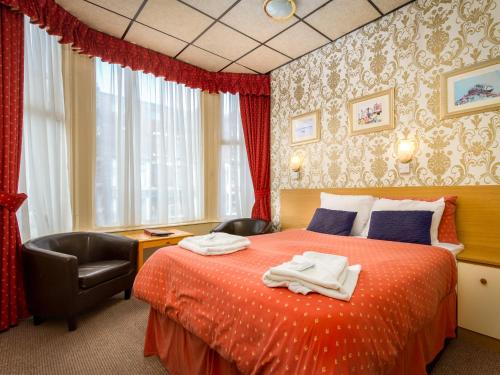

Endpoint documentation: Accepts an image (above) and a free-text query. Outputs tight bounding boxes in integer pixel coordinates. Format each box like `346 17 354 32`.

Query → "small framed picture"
348 88 394 136
290 110 321 146
440 59 500 120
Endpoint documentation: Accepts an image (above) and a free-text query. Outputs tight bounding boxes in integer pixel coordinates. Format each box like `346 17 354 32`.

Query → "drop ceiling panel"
372 0 411 14
55 0 130 38
194 22 259 61
55 0 414 74
177 45 231 72
181 0 238 18
85 0 143 18
125 23 187 57
266 22 328 59
222 63 255 74
221 0 297 42
237 45 290 74
305 0 380 40
294 0 330 17
137 0 213 42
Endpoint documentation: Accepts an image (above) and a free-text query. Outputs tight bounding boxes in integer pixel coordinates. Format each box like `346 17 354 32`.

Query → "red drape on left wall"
0 4 28 332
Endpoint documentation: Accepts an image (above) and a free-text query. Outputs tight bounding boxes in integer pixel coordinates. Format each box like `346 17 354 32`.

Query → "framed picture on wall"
440 59 500 120
290 110 321 146
348 88 394 135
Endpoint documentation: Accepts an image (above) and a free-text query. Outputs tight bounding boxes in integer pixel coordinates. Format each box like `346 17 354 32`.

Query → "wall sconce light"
396 138 417 174
396 139 417 163
290 152 303 180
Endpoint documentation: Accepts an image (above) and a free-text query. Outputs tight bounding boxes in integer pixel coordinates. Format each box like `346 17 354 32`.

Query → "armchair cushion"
78 260 131 290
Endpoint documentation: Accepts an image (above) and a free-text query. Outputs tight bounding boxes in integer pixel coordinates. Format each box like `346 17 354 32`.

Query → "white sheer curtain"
18 18 73 241
95 60 203 227
218 93 254 220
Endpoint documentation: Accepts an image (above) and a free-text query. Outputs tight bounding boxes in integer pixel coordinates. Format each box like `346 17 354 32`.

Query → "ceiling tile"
194 23 259 61
305 0 379 40
221 0 297 42
55 0 130 38
266 22 328 59
237 46 290 74
181 0 238 18
177 46 231 72
222 63 256 74
125 23 187 57
294 0 330 17
371 0 411 14
86 0 143 18
137 0 213 42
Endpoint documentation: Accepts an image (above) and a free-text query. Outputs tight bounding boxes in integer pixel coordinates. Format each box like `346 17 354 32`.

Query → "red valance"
0 0 270 96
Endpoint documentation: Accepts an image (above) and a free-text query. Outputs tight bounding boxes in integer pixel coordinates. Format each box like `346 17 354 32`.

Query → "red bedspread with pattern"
134 229 457 374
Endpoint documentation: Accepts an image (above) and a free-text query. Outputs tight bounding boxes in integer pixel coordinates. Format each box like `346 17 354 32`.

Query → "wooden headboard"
280 186 500 256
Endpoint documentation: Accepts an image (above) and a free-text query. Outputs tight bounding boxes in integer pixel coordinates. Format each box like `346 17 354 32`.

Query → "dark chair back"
211 218 272 236
25 232 91 264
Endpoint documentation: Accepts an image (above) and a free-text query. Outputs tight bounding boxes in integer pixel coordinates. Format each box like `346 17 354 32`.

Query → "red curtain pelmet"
240 95 271 221
0 0 270 96
0 4 28 331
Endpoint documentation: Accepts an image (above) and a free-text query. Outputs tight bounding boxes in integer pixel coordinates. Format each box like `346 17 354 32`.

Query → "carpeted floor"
0 295 499 375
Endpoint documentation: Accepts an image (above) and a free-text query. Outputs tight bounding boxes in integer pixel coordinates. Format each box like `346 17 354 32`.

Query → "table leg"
137 244 144 271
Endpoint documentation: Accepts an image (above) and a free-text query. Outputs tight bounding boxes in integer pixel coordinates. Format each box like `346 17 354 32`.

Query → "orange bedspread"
134 229 457 374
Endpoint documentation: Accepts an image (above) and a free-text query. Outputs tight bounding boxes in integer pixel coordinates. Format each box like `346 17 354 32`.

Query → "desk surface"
118 228 193 243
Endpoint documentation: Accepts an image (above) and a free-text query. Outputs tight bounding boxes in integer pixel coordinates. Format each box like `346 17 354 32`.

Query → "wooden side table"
457 248 500 340
118 228 193 270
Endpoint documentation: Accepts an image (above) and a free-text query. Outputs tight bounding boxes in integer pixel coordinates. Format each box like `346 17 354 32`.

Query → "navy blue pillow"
307 208 357 236
367 210 433 245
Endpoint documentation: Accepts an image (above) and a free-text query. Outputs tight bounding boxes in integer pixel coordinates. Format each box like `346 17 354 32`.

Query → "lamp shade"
290 154 302 171
396 139 417 163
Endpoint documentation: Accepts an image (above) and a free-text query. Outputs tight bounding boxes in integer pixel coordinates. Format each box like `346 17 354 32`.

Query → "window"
18 17 72 240
95 60 203 227
218 93 254 219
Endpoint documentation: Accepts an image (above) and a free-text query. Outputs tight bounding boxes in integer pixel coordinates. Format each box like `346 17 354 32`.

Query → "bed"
133 186 500 375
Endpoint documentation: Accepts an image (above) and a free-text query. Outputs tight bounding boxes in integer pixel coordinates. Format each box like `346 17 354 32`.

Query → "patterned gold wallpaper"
270 0 500 225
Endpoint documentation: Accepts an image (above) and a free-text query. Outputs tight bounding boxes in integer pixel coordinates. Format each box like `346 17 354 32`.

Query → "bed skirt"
144 290 457 375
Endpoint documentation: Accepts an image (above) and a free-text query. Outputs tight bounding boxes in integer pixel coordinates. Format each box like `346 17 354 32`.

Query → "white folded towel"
179 232 251 255
269 252 349 290
262 251 361 301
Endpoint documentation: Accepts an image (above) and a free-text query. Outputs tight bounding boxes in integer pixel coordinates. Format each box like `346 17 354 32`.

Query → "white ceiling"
55 0 414 74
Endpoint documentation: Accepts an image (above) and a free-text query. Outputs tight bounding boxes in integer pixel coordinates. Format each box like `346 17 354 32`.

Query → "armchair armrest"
89 233 138 268
22 244 79 315
262 222 273 234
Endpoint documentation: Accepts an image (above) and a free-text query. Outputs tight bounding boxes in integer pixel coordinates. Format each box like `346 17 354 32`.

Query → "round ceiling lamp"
263 0 296 21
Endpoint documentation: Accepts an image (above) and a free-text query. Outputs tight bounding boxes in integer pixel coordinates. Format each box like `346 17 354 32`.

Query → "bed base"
144 291 457 375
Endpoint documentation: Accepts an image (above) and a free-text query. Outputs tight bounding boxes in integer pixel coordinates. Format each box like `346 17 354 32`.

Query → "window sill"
89 220 220 234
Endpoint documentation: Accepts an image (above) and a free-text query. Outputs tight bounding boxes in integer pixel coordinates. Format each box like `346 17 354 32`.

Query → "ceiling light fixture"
263 0 296 22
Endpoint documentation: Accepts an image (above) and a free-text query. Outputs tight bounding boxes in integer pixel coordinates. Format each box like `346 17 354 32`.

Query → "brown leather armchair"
211 218 272 236
22 232 138 331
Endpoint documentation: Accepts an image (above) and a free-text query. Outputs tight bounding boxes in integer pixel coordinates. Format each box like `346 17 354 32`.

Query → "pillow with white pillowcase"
320 193 377 236
365 198 445 245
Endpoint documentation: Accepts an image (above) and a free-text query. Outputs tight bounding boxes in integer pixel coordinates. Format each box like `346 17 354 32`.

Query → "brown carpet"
0 295 499 375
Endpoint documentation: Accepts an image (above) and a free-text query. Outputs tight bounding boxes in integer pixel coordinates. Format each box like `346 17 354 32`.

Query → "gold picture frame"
440 58 500 120
348 88 395 136
290 110 321 146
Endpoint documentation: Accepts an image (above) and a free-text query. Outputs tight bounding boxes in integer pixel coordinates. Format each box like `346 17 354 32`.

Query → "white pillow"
366 198 445 244
320 193 377 236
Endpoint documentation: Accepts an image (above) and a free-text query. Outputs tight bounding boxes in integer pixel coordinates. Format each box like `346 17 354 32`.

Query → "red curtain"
239 94 271 221
0 0 270 96
0 4 28 331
